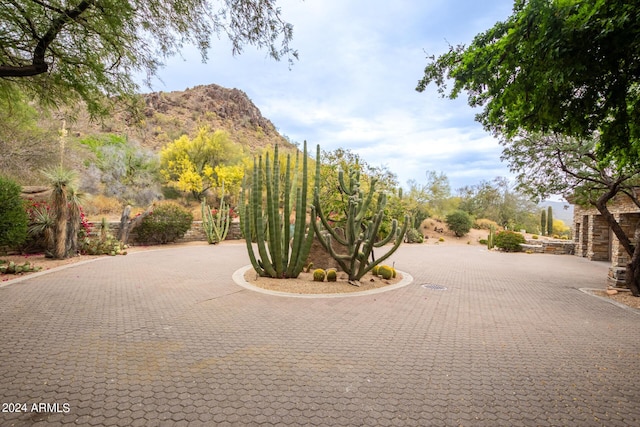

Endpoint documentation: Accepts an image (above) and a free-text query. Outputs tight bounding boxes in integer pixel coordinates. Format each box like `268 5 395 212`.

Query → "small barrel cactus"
378 265 394 280
313 269 326 282
326 269 337 282
371 265 379 276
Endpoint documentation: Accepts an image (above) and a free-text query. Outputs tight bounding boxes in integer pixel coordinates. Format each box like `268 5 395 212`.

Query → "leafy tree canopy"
160 126 245 200
0 0 297 116
417 0 640 163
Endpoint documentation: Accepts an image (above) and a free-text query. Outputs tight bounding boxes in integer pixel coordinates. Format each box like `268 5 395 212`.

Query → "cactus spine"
240 142 315 278
311 145 408 282
201 182 231 244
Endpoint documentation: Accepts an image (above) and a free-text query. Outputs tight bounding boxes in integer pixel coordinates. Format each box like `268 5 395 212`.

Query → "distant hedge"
0 176 28 249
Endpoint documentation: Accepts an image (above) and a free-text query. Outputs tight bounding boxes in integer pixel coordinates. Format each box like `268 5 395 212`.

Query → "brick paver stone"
0 242 638 426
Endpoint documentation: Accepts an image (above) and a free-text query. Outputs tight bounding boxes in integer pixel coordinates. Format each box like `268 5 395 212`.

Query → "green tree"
317 148 401 236
81 134 161 206
0 176 28 249
502 133 640 296
0 93 57 183
0 0 297 116
457 177 537 230
445 210 472 237
160 127 245 200
417 0 640 164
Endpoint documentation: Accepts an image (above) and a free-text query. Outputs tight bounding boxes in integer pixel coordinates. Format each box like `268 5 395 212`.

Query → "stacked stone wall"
87 220 242 244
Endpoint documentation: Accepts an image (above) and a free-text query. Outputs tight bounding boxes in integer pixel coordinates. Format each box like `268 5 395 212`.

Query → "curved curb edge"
232 265 414 299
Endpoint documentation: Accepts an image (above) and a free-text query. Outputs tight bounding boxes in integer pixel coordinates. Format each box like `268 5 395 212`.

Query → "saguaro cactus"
201 182 230 244
311 145 408 283
240 142 314 278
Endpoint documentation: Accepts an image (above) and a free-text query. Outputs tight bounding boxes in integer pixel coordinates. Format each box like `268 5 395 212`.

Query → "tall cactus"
311 145 408 282
240 142 315 278
201 182 230 244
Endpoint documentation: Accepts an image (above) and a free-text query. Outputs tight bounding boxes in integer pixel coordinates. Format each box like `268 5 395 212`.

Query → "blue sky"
147 0 516 192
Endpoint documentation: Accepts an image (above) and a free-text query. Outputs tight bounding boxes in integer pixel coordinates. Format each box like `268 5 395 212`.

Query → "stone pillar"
587 214 610 261
607 213 640 287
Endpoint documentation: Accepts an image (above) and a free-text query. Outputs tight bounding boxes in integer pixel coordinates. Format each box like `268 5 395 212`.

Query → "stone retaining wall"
88 220 242 244
522 239 575 255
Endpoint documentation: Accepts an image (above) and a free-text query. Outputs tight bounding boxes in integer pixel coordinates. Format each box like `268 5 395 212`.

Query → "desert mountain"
66 83 294 152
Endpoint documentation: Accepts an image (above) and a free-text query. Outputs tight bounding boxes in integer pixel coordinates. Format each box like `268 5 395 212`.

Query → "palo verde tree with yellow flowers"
160 127 245 200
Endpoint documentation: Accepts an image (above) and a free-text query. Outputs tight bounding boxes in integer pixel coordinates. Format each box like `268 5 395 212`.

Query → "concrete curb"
232 264 414 298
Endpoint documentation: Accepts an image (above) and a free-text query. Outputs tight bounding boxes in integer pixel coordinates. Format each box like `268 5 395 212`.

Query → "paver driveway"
0 242 638 426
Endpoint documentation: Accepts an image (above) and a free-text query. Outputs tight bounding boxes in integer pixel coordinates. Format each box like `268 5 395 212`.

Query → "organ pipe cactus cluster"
240 142 314 278
311 145 408 282
201 182 231 244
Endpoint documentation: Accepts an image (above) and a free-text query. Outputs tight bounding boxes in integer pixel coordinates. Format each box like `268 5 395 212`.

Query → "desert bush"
0 176 28 250
405 228 424 243
135 201 193 244
473 218 500 230
445 210 473 237
495 230 526 252
83 195 123 217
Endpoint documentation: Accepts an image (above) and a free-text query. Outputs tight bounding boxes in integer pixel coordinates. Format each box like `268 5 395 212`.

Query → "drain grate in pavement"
421 284 447 291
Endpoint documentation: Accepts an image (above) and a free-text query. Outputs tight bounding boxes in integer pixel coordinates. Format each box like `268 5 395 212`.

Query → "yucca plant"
42 166 78 259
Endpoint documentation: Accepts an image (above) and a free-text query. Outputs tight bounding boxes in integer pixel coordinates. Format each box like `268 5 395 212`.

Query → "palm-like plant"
27 205 55 253
42 166 78 259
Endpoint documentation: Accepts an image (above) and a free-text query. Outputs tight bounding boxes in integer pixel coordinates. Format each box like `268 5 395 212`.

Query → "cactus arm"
240 177 265 276
264 150 282 276
312 214 350 273
282 153 292 267
313 189 348 246
337 168 352 195
365 215 409 272
291 222 315 277
287 142 309 277
355 178 378 223
242 201 264 276
272 146 284 275
254 157 277 277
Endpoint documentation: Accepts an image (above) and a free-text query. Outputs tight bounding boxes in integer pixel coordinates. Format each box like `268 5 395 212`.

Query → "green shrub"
135 201 193 244
445 210 473 237
479 238 488 245
405 228 424 243
494 230 526 252
473 218 500 230
0 176 28 249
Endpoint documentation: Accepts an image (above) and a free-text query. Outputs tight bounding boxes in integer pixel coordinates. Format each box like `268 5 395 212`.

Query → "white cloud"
150 0 516 191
